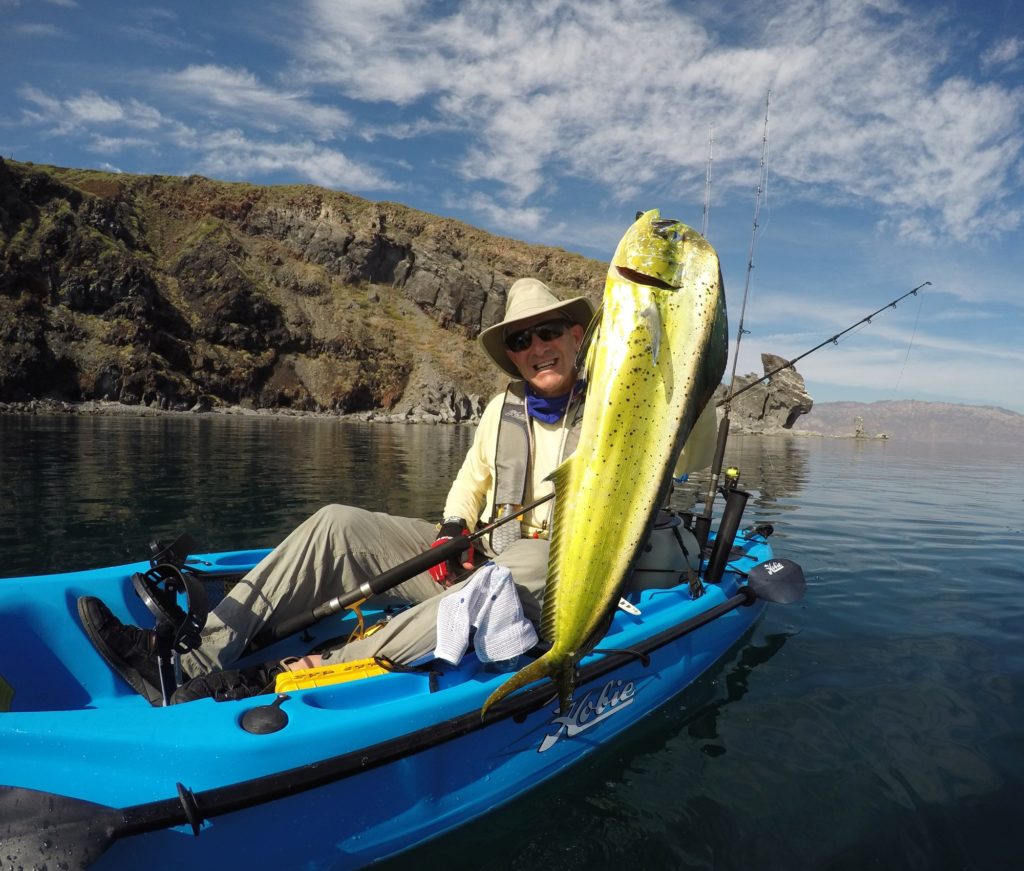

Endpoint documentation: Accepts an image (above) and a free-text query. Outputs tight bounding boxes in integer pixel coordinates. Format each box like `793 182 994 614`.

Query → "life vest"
489 382 583 553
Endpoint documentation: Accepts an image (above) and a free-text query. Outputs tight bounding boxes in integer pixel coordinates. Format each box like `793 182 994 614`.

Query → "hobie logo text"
538 679 635 752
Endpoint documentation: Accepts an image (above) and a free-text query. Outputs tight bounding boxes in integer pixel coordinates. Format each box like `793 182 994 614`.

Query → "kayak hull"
0 532 772 869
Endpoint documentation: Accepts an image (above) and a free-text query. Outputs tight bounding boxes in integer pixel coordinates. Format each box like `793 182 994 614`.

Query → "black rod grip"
695 414 732 552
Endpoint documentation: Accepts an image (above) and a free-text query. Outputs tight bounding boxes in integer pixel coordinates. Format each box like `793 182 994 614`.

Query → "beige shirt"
442 387 719 538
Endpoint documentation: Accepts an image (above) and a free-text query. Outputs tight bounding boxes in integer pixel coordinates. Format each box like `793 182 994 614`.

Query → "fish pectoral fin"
640 302 661 365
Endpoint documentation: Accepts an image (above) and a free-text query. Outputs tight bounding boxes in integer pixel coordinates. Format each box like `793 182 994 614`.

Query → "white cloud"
794 343 1021 410
981 37 1022 73
88 135 159 155
158 65 350 138
198 130 396 191
64 93 128 124
15 85 392 193
17 86 182 136
447 191 556 238
1 0 80 8
294 0 1024 246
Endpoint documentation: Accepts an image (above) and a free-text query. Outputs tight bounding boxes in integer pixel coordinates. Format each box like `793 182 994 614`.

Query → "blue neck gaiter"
525 381 585 423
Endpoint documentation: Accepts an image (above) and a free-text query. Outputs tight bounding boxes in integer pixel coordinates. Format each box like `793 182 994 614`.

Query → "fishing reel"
721 466 742 494
131 562 210 705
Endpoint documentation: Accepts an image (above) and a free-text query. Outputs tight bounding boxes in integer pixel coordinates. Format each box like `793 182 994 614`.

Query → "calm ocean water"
2 414 1022 870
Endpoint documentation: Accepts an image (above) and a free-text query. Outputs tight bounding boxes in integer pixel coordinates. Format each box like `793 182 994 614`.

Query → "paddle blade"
746 558 806 604
0 785 123 868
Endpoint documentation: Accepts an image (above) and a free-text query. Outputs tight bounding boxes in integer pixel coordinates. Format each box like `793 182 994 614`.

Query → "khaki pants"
181 504 549 674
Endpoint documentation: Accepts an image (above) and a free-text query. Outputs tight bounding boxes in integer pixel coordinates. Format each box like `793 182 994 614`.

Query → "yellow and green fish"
482 209 728 717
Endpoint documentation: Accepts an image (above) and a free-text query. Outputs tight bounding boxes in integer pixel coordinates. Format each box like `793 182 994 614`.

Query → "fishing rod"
259 492 556 644
721 280 932 405
694 279 931 551
726 91 771 395
701 122 714 237
693 91 771 551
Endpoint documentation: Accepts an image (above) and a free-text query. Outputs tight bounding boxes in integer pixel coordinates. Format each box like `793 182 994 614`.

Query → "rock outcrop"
717 352 814 433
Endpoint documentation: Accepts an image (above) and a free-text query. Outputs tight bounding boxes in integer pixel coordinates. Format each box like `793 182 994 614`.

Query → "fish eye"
652 219 681 240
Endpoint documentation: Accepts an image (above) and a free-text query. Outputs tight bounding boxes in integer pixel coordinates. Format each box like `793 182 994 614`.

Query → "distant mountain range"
794 400 1024 444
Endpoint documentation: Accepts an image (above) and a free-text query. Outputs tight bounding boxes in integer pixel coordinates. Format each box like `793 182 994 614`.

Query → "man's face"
504 315 585 398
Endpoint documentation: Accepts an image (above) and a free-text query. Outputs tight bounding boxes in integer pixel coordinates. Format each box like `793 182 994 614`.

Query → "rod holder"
704 487 750 583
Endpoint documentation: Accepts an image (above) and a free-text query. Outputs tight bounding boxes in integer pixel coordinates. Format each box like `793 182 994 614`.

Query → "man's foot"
170 664 278 704
77 597 164 704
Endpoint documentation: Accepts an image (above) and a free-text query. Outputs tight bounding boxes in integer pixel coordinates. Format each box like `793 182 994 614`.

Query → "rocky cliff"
1 159 817 428
0 158 604 420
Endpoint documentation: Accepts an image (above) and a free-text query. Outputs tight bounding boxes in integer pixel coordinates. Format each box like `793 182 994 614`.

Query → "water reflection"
1 419 819 577
682 630 794 752
671 434 812 534
0 415 473 577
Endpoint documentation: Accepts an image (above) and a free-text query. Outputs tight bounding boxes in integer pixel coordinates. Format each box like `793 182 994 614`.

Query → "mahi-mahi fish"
481 209 728 718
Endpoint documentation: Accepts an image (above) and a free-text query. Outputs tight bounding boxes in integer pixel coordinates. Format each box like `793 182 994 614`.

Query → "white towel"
433 562 539 665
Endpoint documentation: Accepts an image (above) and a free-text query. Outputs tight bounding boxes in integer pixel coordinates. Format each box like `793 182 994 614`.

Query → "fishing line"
693 280 931 551
701 122 714 238
694 91 771 549
723 280 933 404
892 290 925 394
726 90 772 399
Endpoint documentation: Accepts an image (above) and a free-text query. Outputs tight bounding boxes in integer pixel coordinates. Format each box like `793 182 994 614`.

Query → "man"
79 278 596 704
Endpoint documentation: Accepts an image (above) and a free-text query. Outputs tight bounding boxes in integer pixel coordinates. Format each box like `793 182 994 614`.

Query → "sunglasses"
504 319 570 352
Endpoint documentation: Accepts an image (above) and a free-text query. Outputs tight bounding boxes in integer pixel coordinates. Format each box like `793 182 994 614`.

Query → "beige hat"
478 278 595 378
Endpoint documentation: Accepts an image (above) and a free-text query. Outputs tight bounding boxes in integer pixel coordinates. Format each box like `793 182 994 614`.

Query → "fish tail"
480 649 567 721
555 660 576 715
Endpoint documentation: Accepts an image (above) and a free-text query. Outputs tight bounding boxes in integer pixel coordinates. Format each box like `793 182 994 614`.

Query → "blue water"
2 414 1022 870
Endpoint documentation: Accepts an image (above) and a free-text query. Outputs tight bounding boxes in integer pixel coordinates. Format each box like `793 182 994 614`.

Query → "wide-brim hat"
479 278 596 378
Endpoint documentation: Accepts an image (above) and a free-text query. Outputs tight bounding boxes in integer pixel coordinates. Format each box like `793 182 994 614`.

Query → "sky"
2 0 1022 413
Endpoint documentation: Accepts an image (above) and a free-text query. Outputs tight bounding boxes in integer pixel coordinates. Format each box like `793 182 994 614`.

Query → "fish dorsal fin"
574 302 603 378
540 455 575 643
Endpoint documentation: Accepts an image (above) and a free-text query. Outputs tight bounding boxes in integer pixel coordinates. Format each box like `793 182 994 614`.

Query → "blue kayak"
0 521 801 869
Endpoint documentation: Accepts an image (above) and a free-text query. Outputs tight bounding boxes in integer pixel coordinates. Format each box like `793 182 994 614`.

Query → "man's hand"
427 519 474 587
